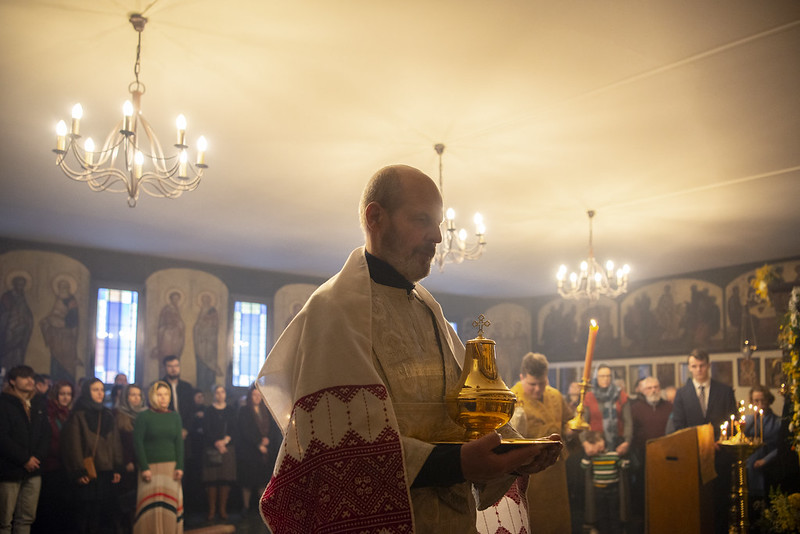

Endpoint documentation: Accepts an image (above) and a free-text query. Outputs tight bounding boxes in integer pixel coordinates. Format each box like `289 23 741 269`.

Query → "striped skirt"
134 461 184 534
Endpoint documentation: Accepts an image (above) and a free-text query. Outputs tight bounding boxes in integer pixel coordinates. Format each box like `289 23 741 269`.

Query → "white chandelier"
53 14 208 208
432 143 486 272
556 210 630 300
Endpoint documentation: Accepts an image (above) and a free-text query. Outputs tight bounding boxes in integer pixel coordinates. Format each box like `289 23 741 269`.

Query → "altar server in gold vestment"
510 352 572 533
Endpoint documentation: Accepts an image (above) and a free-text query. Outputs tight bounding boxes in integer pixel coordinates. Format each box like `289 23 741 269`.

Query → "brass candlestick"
567 379 591 432
719 440 762 534
446 315 517 441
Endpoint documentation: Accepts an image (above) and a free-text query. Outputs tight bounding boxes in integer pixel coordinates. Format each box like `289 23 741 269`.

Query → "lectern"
646 424 716 534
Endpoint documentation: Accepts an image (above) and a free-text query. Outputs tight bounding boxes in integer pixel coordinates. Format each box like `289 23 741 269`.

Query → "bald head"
359 165 437 229
360 164 443 282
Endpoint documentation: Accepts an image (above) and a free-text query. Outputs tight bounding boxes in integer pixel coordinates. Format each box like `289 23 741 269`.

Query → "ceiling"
1 1 799 298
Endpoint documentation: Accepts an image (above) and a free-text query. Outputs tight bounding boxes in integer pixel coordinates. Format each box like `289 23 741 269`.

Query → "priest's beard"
379 229 435 283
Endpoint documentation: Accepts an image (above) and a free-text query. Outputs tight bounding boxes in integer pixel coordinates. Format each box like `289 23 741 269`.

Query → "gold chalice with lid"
446 315 517 441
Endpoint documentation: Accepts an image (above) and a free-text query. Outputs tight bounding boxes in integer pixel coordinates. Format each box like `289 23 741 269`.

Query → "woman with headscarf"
33 380 75 533
114 384 146 533
133 381 184 534
236 384 281 517
61 377 123 534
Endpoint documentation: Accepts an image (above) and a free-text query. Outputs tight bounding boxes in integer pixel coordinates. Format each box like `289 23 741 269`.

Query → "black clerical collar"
365 251 415 294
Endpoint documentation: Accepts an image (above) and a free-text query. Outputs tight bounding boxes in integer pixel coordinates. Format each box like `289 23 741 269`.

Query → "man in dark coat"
161 355 195 436
0 365 50 532
671 348 737 534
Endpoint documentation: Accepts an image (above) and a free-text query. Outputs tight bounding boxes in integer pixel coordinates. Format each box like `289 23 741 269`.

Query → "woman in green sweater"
133 380 184 533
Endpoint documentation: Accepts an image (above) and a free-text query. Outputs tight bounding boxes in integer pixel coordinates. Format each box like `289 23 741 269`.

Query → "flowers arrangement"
779 286 800 451
752 263 780 305
758 488 800 533
750 267 800 533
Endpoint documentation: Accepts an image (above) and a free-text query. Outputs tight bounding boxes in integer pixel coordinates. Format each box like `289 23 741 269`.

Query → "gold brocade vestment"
510 383 572 534
370 280 483 534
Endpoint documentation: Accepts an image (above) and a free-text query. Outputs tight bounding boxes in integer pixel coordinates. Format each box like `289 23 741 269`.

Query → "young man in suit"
671 348 737 534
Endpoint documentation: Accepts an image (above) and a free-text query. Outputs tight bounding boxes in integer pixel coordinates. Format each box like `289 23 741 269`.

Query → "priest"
257 164 561 533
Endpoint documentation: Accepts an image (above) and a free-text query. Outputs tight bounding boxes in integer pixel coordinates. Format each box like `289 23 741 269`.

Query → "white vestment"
257 247 528 534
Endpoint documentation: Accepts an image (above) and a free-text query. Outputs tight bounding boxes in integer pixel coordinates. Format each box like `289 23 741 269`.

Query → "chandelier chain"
134 30 142 85
129 14 147 95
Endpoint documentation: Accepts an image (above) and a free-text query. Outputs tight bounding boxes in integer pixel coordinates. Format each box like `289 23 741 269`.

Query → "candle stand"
567 379 591 432
718 440 762 534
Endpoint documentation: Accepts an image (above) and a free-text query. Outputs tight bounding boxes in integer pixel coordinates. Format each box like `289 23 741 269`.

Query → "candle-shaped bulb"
445 208 456 230
606 259 614 272
473 212 484 231
122 100 134 132
557 265 567 281
56 120 67 151
580 260 588 272
196 136 207 166
133 150 144 179
178 150 188 178
84 137 95 166
71 103 83 136
176 114 187 146
458 228 467 241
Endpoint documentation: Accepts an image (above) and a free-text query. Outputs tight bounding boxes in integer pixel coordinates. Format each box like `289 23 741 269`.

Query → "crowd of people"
510 348 794 534
252 163 793 533
2 162 797 534
0 358 281 534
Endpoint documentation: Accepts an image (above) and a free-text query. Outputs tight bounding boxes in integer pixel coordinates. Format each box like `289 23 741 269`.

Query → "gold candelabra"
718 440 762 534
567 379 591 432
718 401 764 534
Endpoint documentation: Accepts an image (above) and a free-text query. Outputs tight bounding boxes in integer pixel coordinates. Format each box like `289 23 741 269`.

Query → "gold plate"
433 438 561 453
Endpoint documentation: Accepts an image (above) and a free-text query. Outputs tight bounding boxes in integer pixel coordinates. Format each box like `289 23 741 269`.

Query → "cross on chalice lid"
472 314 491 338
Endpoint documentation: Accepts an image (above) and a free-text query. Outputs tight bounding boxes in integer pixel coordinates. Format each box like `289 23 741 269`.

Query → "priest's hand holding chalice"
445 315 562 483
